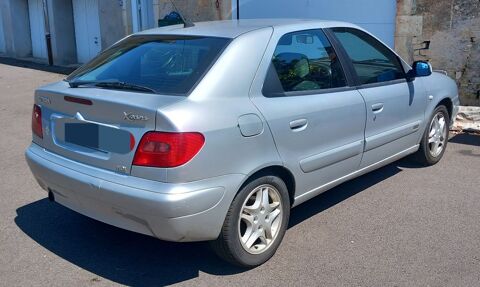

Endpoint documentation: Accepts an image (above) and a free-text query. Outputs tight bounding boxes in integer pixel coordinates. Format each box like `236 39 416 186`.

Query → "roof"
137 19 358 38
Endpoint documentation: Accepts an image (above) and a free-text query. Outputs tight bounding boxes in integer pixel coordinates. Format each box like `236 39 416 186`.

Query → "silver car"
26 19 459 267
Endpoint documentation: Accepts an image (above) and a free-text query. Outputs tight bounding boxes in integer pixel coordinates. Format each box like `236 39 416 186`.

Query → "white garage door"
73 0 101 63
28 0 48 59
0 12 6 53
235 0 397 47
131 0 155 32
140 0 155 30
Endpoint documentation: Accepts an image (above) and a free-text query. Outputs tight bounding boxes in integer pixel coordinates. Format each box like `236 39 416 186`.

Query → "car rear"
25 33 246 241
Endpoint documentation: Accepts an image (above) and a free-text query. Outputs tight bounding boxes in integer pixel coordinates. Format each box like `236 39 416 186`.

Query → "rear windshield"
66 35 230 96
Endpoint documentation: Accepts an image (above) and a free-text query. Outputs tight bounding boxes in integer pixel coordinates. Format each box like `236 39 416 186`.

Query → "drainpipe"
42 0 53 65
236 0 240 20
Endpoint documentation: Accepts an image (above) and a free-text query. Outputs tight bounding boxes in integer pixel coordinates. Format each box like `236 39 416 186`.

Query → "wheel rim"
238 184 283 254
428 112 448 157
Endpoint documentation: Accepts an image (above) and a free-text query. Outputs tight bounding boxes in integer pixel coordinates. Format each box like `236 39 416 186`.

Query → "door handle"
289 119 308 132
371 103 384 113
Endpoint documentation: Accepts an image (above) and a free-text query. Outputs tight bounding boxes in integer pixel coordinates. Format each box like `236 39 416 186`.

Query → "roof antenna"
169 0 195 28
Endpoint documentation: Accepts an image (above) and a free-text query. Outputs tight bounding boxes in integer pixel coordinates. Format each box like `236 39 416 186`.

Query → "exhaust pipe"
48 190 55 202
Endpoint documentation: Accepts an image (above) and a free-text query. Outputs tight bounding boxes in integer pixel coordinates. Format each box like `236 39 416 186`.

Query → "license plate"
64 123 132 154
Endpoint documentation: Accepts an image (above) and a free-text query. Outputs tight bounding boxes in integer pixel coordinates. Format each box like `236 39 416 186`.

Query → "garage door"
73 0 101 63
140 0 155 30
0 12 6 53
28 0 48 59
236 0 397 47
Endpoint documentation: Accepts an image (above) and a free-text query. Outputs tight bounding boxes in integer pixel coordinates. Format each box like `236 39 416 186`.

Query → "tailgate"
33 81 184 174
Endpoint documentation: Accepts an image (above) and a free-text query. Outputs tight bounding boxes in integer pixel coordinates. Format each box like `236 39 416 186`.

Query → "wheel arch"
436 97 453 120
238 165 296 207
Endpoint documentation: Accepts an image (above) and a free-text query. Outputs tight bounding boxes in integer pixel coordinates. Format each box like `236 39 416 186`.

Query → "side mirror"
407 61 432 81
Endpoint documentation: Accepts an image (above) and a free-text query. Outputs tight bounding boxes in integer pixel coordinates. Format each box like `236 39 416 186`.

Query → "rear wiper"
69 80 156 93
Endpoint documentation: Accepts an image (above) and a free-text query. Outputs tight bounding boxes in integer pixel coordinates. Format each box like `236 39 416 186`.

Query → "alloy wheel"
428 112 448 157
238 184 283 254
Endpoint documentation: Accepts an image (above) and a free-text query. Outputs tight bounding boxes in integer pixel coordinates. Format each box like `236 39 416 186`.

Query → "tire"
413 105 450 166
210 175 290 267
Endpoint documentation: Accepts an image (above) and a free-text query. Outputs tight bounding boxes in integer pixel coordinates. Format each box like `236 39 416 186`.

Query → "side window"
332 28 405 85
263 29 347 97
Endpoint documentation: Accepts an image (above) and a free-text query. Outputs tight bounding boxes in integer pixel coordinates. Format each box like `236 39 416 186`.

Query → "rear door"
329 27 427 167
250 28 367 198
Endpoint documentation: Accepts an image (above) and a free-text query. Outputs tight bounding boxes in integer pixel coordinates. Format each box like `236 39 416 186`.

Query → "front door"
330 27 427 168
28 0 48 60
73 0 101 63
251 28 367 200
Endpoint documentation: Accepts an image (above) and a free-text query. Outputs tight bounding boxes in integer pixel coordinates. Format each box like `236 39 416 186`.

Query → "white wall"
233 0 397 47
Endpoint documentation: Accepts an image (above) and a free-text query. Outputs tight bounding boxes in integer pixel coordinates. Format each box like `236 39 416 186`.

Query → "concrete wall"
396 0 480 106
0 0 32 58
151 0 231 23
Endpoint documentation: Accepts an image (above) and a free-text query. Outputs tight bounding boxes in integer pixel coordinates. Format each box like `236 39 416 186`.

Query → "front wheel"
414 105 450 165
210 175 290 267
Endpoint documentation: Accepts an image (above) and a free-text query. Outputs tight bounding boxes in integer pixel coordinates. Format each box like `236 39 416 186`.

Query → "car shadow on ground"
449 132 480 157
449 132 480 147
15 161 406 286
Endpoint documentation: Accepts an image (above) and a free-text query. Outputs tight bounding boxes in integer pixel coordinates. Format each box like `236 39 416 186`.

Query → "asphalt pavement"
0 64 479 287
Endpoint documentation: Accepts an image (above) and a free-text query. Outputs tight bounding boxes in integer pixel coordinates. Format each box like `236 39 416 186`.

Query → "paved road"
1 64 479 287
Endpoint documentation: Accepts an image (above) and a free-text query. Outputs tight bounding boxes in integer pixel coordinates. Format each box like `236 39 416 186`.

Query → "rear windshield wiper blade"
94 82 157 93
69 80 156 93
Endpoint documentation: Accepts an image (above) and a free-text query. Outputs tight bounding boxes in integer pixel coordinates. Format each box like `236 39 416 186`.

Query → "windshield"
67 35 231 96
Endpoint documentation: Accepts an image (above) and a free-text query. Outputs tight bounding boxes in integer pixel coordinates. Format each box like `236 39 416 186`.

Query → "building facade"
0 0 478 104
0 0 126 65
0 0 231 66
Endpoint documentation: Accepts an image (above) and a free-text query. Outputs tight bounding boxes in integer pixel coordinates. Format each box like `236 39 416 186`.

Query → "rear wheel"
414 105 449 165
210 175 290 267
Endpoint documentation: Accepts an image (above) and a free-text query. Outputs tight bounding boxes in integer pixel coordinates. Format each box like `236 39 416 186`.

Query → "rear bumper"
25 143 243 242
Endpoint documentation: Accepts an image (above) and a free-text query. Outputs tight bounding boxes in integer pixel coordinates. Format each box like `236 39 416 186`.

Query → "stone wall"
395 0 480 105
152 0 232 23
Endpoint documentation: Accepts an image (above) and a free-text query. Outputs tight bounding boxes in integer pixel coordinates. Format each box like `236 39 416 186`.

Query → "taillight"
133 132 205 168
32 104 43 138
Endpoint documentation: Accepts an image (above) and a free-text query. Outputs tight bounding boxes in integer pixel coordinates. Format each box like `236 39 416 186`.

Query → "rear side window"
263 29 347 97
331 27 405 85
67 35 230 96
